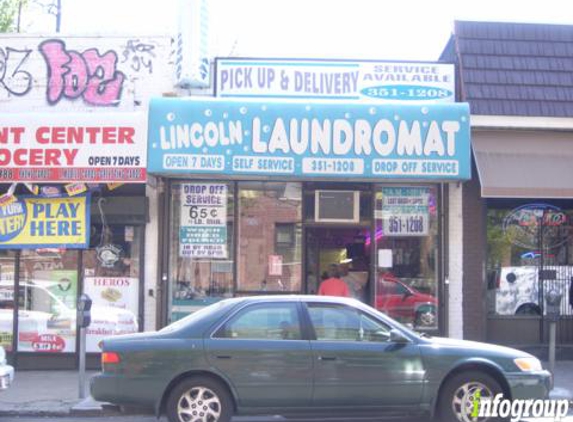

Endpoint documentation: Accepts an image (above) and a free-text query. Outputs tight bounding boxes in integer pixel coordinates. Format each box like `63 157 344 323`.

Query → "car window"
394 282 408 295
308 304 392 342
215 303 302 340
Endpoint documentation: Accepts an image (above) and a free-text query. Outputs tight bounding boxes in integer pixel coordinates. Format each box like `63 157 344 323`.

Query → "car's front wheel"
166 376 233 422
437 371 505 422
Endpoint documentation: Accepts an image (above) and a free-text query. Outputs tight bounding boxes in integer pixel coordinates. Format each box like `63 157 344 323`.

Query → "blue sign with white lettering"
147 98 471 180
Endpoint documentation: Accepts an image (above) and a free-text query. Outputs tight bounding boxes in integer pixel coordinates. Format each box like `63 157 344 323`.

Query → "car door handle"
215 355 232 359
318 356 337 361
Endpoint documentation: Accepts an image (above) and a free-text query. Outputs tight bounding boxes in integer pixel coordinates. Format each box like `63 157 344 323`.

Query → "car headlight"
514 357 542 372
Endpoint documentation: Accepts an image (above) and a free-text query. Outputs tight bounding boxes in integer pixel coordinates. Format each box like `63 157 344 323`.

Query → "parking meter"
77 294 92 328
546 290 563 322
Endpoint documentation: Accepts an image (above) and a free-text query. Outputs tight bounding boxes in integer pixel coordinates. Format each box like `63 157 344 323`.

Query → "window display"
487 201 573 317
83 224 141 352
17 249 79 353
169 182 235 322
374 186 439 329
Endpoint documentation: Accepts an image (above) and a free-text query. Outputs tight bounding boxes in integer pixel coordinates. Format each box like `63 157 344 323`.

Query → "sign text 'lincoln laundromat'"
148 99 471 180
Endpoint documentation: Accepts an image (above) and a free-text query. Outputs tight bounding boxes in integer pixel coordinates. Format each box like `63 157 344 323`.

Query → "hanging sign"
378 187 430 236
148 98 471 180
216 58 454 102
179 183 228 258
0 194 90 249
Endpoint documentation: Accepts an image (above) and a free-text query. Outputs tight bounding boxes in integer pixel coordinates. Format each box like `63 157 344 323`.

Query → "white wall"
448 182 464 339
0 34 174 112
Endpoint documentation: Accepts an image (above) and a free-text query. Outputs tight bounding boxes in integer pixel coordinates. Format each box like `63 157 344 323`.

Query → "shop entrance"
305 227 370 302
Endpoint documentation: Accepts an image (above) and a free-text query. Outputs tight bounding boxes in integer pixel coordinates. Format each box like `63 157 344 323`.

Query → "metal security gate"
538 266 573 345
535 205 573 345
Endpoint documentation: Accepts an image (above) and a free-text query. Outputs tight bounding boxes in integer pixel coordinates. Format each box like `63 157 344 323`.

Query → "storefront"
147 94 471 334
440 21 573 352
0 185 147 369
0 34 173 368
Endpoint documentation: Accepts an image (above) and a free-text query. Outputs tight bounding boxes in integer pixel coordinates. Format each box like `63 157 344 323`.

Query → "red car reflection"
375 273 437 328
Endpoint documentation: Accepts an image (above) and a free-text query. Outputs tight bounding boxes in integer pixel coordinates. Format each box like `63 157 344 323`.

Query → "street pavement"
0 361 571 420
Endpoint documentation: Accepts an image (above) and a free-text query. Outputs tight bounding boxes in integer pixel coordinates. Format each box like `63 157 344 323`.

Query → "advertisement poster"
148 98 471 181
46 270 78 310
84 276 139 352
268 255 283 276
379 187 430 237
0 194 90 249
0 113 147 182
179 183 228 258
216 59 454 103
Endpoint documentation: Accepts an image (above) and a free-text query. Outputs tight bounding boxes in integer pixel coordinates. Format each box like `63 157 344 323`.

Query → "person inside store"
318 264 350 297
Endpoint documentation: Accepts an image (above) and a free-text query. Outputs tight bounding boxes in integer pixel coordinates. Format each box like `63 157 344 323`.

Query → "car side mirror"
402 290 413 300
389 328 409 343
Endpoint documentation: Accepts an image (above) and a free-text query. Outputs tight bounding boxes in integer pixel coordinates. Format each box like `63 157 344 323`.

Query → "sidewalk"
0 362 572 417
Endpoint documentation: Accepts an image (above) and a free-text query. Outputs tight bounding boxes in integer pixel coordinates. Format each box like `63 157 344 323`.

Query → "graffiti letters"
0 47 33 96
121 39 155 74
39 39 125 106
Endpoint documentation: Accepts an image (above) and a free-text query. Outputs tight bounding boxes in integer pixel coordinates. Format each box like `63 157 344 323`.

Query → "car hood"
424 336 533 359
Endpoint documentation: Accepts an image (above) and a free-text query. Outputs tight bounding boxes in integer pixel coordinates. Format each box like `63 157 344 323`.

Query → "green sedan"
90 296 551 422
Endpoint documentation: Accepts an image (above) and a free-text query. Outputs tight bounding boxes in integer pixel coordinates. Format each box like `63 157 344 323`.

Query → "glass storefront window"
17 249 79 353
486 201 573 317
238 182 302 293
169 182 235 322
82 224 142 352
374 186 439 330
0 251 16 352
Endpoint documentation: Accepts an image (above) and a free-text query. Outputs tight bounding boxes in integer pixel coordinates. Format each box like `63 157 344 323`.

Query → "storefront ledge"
0 402 76 417
487 315 542 320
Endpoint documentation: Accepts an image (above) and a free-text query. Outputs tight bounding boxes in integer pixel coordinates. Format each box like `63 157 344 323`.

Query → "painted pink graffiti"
39 39 125 106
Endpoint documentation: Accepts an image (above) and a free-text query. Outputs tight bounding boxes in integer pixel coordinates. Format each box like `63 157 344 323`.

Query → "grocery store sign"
216 58 454 102
378 187 430 237
0 113 146 182
0 194 90 249
148 98 471 180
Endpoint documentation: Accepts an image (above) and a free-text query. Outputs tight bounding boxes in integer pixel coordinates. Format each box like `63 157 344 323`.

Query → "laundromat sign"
148 98 471 180
0 195 90 249
216 59 454 102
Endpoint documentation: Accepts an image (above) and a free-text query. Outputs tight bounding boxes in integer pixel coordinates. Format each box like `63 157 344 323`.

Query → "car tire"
437 371 506 422
515 304 541 316
166 376 233 422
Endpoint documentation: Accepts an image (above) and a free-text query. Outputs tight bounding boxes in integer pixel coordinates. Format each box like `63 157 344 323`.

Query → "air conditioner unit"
315 190 359 223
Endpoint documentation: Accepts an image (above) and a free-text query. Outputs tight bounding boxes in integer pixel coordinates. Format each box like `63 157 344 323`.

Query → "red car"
375 273 437 328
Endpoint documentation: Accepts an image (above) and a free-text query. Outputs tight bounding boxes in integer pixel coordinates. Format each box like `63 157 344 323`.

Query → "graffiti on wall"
39 40 125 106
0 36 173 110
0 47 33 96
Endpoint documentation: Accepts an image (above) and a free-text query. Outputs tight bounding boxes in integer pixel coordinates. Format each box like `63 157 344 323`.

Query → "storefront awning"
473 130 573 198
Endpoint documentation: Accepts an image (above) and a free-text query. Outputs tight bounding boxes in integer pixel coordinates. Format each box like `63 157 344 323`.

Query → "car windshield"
159 299 236 334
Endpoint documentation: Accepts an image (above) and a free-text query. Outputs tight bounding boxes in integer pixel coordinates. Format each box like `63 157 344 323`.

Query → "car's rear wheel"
437 371 506 422
166 376 233 422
